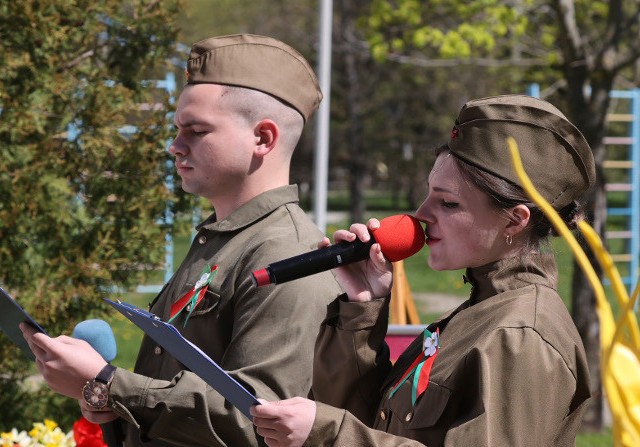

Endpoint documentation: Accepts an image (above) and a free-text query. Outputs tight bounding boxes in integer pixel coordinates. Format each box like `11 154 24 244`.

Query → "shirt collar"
464 253 559 305
196 185 300 233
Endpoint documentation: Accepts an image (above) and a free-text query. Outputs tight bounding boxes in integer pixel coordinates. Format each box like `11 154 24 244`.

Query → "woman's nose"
415 197 433 223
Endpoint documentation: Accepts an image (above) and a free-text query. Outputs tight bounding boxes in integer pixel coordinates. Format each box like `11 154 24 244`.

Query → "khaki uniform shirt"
308 254 591 446
109 185 343 446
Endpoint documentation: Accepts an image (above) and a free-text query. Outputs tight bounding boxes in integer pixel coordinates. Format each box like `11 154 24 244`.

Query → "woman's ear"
505 204 531 237
254 119 279 157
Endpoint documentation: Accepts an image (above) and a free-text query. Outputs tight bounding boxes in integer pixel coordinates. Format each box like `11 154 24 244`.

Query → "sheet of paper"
0 286 47 361
105 299 260 420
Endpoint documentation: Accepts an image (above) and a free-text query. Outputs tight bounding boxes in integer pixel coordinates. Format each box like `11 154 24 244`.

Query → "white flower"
0 428 30 447
1 420 75 447
423 331 439 357
194 272 210 290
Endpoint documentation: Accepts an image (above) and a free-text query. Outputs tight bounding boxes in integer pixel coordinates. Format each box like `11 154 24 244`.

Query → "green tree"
362 0 640 430
0 0 182 430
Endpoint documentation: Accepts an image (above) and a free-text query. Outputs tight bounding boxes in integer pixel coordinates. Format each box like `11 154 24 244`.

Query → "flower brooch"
389 328 441 406
168 264 218 326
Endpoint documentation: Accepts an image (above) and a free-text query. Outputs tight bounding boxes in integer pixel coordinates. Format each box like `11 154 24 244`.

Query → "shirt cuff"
304 401 346 446
337 296 389 331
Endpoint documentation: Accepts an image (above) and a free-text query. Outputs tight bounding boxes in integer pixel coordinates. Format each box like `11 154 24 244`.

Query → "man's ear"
505 204 531 237
254 119 279 157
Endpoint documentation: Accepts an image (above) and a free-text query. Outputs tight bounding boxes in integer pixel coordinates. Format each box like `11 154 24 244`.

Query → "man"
21 34 343 446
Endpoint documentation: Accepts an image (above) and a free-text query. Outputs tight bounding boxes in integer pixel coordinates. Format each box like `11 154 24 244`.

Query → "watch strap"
95 363 117 385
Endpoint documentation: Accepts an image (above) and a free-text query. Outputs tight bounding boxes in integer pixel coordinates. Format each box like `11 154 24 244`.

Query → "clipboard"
105 299 260 420
0 286 47 361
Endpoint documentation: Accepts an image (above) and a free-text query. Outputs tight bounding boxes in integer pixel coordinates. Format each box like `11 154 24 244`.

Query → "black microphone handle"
265 236 376 285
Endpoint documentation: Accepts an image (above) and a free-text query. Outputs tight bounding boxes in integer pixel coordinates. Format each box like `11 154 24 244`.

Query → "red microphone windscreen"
372 214 425 262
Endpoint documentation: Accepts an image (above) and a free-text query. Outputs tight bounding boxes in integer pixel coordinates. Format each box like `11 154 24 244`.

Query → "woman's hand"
321 218 393 302
251 397 316 447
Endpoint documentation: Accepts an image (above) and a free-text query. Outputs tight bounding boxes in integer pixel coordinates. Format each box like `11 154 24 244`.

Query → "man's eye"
192 130 207 136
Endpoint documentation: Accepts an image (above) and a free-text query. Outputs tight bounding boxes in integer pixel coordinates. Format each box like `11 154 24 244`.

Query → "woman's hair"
436 144 586 249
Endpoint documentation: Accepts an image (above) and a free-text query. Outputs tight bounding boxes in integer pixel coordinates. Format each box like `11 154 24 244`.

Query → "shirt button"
405 412 413 422
186 303 192 311
198 235 207 244
154 346 163 355
379 410 386 421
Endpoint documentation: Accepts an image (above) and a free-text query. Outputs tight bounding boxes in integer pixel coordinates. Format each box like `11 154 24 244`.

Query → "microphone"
251 214 425 287
73 319 123 447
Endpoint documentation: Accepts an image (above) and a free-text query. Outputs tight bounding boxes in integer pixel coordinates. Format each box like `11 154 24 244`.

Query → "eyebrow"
174 118 199 128
430 185 458 195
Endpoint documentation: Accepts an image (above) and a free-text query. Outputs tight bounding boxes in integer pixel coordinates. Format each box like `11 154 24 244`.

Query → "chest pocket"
169 279 222 321
388 381 451 429
186 287 221 318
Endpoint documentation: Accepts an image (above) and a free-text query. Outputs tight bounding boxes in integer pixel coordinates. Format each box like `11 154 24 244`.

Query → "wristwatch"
82 364 117 409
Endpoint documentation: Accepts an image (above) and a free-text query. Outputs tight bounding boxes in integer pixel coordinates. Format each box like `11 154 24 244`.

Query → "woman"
251 95 595 446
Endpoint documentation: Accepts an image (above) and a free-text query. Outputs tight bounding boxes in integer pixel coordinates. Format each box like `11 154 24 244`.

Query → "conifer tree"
0 0 182 429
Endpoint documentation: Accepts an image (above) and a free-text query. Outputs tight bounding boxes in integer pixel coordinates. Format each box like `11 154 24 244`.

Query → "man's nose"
168 133 186 156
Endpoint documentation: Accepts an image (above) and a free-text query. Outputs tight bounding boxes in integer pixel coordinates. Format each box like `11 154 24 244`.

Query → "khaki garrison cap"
447 95 596 209
185 34 322 122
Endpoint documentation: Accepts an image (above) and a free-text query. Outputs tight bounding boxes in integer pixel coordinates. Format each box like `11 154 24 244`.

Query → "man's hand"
20 322 107 399
78 399 120 424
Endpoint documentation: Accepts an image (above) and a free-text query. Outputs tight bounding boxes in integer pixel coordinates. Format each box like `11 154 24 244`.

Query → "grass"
577 428 614 446
107 292 155 370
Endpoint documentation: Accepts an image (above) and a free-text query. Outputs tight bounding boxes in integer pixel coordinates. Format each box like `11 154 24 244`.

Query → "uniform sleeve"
109 240 344 447
444 326 587 447
312 296 393 426
304 402 426 447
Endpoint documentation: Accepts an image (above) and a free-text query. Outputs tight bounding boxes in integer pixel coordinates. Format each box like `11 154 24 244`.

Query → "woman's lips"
426 235 440 246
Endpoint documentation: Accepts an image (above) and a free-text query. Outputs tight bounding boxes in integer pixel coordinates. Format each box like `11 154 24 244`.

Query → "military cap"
447 95 595 209
185 34 322 122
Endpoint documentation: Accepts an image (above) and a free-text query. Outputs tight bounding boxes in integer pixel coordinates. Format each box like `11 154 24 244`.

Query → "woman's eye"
441 200 458 209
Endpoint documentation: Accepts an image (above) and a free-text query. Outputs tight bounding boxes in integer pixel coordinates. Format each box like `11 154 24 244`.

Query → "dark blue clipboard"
105 299 260 420
0 286 47 361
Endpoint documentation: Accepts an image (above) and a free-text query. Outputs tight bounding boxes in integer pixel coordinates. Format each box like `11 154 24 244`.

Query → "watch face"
83 380 109 409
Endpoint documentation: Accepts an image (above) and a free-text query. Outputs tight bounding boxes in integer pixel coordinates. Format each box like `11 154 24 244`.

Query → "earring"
505 234 513 246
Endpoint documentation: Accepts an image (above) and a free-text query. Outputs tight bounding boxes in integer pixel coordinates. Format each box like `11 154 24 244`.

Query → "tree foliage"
0 0 182 429
366 0 528 61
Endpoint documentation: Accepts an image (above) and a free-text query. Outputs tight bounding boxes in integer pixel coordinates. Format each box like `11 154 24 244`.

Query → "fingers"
316 236 331 249
20 324 88 362
251 399 277 419
20 323 107 399
332 228 357 244
79 400 120 424
20 322 51 361
251 398 316 447
333 218 380 245
252 403 287 447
